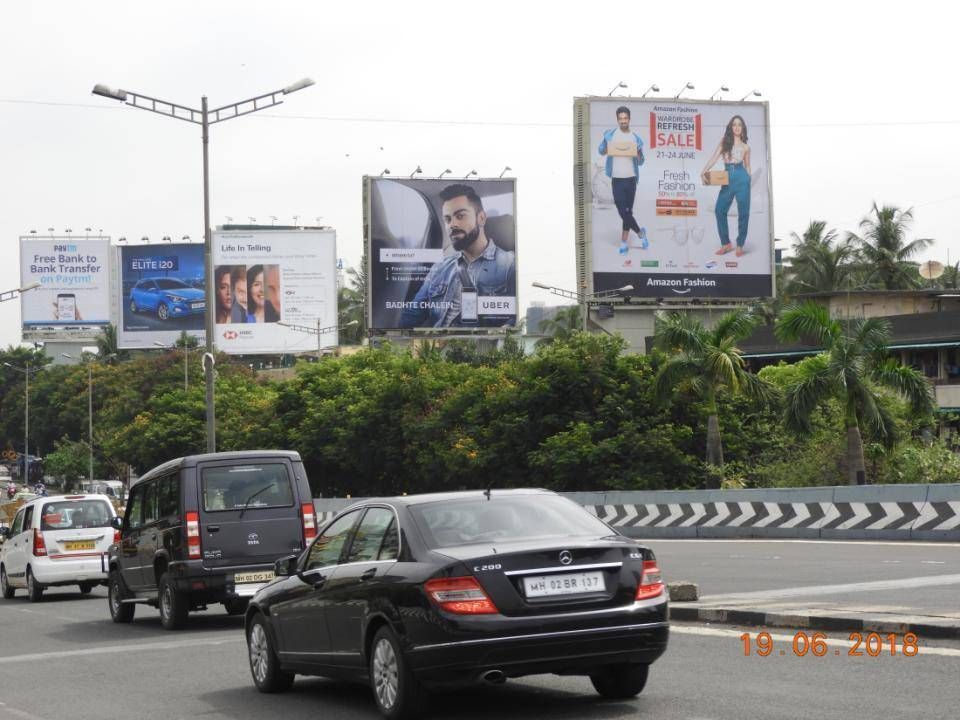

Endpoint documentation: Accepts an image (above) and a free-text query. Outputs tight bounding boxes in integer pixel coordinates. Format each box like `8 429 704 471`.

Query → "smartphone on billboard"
460 288 478 324
56 293 77 321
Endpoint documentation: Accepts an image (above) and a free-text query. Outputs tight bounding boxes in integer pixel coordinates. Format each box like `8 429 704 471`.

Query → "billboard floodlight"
710 85 730 100
607 81 627 96
641 84 660 98
740 89 762 101
674 82 695 99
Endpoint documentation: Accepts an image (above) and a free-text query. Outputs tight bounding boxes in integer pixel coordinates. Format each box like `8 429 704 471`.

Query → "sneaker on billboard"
619 243 629 255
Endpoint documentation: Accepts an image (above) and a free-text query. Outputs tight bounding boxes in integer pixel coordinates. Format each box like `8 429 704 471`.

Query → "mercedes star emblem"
559 550 573 565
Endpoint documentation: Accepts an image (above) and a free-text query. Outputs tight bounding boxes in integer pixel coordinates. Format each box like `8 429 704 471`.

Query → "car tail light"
185 511 201 560
424 576 498 615
636 559 664 600
33 529 47 557
301 503 317 542
113 529 121 544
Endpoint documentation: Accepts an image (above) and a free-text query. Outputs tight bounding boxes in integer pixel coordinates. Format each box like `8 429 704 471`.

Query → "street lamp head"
531 282 551 290
282 77 315 95
19 281 41 293
92 84 128 102
618 284 635 292
61 353 74 360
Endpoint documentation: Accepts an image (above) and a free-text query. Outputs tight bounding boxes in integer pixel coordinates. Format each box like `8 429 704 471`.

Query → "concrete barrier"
314 484 960 542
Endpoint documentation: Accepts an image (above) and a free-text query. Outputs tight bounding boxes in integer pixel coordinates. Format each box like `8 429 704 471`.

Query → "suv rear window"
410 495 613 549
41 500 113 530
201 464 294 512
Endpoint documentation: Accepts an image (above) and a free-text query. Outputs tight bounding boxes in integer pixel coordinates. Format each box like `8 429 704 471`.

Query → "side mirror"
274 554 298 577
0 526 9 539
110 516 123 530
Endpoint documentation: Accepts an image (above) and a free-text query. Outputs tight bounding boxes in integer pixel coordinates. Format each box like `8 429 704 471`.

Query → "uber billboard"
117 243 206 349
20 236 111 341
365 177 518 330
212 229 337 355
576 98 774 298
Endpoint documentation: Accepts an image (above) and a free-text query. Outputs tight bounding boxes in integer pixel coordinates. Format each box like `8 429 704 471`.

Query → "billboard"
116 243 206 349
365 177 517 330
575 98 773 298
20 236 111 340
212 229 337 355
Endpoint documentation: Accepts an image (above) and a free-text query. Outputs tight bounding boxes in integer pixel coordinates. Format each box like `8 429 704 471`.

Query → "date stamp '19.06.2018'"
741 631 919 658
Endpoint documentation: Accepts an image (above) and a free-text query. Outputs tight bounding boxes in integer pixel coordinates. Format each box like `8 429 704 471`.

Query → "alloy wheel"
160 585 172 621
110 580 121 614
373 637 399 710
249 624 269 684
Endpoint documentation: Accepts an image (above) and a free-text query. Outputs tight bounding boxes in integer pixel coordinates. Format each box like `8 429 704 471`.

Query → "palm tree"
338 264 366 344
652 309 774 487
850 204 933 289
784 220 858 296
776 302 934 485
94 324 129 363
536 305 582 346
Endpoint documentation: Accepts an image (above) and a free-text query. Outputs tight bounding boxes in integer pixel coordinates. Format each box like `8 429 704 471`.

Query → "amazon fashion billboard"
575 98 773 298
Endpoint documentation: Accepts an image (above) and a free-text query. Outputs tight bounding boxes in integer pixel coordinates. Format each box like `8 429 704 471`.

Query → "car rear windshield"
201 463 295 513
410 494 614 549
41 499 113 531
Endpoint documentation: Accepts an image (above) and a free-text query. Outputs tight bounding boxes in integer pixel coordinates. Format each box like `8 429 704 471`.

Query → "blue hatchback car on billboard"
129 277 205 320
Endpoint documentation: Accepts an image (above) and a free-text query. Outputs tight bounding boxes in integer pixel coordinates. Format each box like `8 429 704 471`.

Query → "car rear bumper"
406 597 669 688
31 554 109 586
168 561 275 601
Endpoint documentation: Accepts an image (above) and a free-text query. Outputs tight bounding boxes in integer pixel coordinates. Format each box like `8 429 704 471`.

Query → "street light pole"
201 95 215 451
92 77 315 453
87 364 93 481
4 362 42 483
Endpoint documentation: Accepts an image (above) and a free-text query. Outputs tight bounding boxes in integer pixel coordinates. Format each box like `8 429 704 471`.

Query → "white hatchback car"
0 494 118 601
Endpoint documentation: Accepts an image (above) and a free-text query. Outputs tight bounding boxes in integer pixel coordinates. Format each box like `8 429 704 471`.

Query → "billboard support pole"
201 96 216 453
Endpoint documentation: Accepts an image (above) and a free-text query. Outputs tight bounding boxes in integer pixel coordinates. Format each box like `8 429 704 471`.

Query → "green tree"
338 264 366 344
784 220 858 296
850 204 933 289
652 309 774 487
43 437 90 490
95 324 129 363
536 305 581 346
775 301 935 485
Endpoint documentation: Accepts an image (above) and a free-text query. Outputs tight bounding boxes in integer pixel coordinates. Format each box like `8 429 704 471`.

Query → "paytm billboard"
212 229 337 355
365 177 517 330
116 243 206 349
20 236 111 341
575 98 773 298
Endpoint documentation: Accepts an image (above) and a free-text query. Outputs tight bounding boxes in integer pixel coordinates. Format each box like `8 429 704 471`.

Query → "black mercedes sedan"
244 489 669 719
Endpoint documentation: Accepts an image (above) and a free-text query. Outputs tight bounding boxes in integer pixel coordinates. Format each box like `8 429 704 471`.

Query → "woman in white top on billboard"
701 115 751 258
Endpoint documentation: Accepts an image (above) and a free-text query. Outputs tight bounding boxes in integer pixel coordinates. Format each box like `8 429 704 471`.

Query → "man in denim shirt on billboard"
400 184 516 328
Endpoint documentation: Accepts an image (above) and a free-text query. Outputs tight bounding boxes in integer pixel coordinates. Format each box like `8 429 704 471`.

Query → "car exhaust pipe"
481 669 506 684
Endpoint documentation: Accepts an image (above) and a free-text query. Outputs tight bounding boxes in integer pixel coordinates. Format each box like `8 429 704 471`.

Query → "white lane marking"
700 573 960 602
670 624 960 658
922 561 946 565
15 609 43 615
0 636 244 665
646 539 960 548
0 701 50 720
55 617 74 622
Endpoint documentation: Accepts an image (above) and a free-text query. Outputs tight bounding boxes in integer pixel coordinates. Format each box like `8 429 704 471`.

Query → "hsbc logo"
223 330 238 340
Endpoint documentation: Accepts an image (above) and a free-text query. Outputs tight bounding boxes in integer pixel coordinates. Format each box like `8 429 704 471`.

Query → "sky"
1 0 958 349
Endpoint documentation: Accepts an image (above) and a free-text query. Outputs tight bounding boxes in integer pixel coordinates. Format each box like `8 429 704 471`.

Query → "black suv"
107 450 317 629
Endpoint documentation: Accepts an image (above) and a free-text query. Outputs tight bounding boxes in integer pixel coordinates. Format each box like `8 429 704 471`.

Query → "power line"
2 96 960 129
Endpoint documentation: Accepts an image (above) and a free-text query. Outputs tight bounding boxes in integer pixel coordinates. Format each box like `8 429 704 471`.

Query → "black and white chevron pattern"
589 500 960 532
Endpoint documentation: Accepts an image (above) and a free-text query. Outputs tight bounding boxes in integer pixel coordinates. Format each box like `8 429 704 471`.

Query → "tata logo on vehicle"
223 330 238 340
559 550 573 565
247 532 260 546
